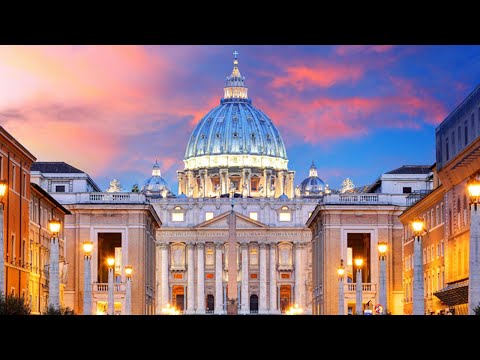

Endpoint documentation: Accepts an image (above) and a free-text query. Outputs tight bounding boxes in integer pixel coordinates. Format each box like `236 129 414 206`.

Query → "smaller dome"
142 161 173 197
298 161 326 197
278 194 288 200
178 193 187 198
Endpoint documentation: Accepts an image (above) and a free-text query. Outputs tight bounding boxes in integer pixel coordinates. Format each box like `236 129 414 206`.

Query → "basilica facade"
151 55 318 314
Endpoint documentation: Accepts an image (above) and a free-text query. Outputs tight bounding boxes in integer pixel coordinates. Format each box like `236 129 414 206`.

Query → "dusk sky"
1 45 480 192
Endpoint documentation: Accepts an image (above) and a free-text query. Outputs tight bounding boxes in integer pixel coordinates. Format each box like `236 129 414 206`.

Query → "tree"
42 305 76 315
132 184 140 193
0 292 31 315
473 303 480 315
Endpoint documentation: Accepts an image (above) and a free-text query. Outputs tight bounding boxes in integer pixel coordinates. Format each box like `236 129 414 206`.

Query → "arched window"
250 294 259 314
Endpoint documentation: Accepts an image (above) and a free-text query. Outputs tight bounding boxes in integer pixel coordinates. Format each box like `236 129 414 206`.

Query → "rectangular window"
249 212 258 221
427 247 430 263
423 248 426 264
172 212 184 222
458 126 461 151
0 155 2 179
446 137 450 161
251 177 259 191
441 203 444 223
436 206 440 225
441 240 444 257
437 244 440 259
12 234 16 263
205 212 214 221
403 187 412 194
55 185 66 193
465 122 468 146
23 173 26 196
12 164 16 191
452 131 456 155
472 113 475 140
279 212 291 222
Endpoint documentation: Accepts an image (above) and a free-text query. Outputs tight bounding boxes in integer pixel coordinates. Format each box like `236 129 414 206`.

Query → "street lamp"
0 179 7 296
378 242 388 315
82 241 93 315
468 176 480 314
354 257 363 315
125 265 133 315
337 259 345 315
48 218 62 310
411 218 425 315
107 257 115 315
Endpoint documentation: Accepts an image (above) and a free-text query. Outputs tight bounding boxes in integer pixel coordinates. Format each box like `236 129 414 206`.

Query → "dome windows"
233 132 238 139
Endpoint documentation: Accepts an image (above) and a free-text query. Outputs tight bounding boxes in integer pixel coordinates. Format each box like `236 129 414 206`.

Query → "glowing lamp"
48 219 61 236
468 176 480 205
0 179 7 198
82 241 93 256
411 218 425 236
125 265 133 278
337 267 345 277
107 257 115 268
354 258 363 268
378 242 388 256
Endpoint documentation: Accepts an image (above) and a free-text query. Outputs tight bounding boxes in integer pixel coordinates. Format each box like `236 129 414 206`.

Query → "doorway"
250 294 259 313
280 285 292 313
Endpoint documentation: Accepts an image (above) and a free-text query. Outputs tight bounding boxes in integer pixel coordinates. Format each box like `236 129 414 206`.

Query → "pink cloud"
270 62 364 90
335 45 395 56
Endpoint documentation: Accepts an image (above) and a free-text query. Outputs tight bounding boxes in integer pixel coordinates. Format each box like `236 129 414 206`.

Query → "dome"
298 161 326 196
184 53 288 171
278 193 288 200
142 161 172 197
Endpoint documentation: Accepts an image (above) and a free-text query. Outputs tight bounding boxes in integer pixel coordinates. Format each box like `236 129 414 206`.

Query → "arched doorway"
250 294 259 314
206 294 215 312
280 285 292 313
172 285 184 312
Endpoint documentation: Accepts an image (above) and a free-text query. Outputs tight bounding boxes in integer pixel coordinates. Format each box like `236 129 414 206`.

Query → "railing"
406 190 432 207
319 194 407 206
93 283 126 292
250 310 259 314
49 192 149 205
345 283 377 292
205 310 215 314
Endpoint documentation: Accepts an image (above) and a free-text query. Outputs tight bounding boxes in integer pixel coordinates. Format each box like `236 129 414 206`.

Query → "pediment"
195 211 267 229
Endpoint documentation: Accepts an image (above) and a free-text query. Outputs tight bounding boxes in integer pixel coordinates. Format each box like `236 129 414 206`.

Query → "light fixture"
354 258 363 268
468 176 480 209
0 179 7 198
107 257 115 268
378 242 388 256
82 241 93 257
337 259 345 277
411 218 425 236
125 265 133 278
48 219 61 236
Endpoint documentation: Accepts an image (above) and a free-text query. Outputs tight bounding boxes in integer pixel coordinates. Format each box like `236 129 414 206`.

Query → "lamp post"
48 219 61 310
107 257 115 315
337 260 345 315
378 242 388 315
82 241 93 315
0 179 7 296
354 258 363 315
412 218 425 315
125 265 133 315
467 176 480 314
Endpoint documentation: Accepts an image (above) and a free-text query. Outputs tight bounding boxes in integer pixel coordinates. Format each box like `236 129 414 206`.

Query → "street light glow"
125 265 133 277
411 218 425 236
107 257 115 268
48 219 61 236
378 242 388 255
82 241 93 256
354 258 363 267
0 179 7 198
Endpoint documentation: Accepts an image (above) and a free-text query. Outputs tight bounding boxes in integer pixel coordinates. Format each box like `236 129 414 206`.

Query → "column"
469 202 480 314
269 243 278 313
294 242 303 307
413 235 424 315
83 255 92 315
160 243 169 309
186 243 195 313
125 276 132 315
379 254 387 315
240 243 249 314
338 273 345 315
0 204 4 295
215 242 223 314
356 266 363 315
196 243 205 314
259 243 267 313
107 263 114 315
48 235 60 310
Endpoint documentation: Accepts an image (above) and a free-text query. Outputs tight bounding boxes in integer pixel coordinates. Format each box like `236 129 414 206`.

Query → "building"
402 83 480 315
0 126 36 298
28 182 71 314
152 54 317 314
399 165 446 314
31 162 161 315
307 165 433 315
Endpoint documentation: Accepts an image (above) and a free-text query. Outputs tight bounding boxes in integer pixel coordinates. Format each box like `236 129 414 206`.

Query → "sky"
1 45 480 193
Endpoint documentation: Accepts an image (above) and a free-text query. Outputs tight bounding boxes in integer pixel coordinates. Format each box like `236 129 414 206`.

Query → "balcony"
93 283 126 293
54 192 148 204
406 190 432 207
344 283 377 303
320 194 407 206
